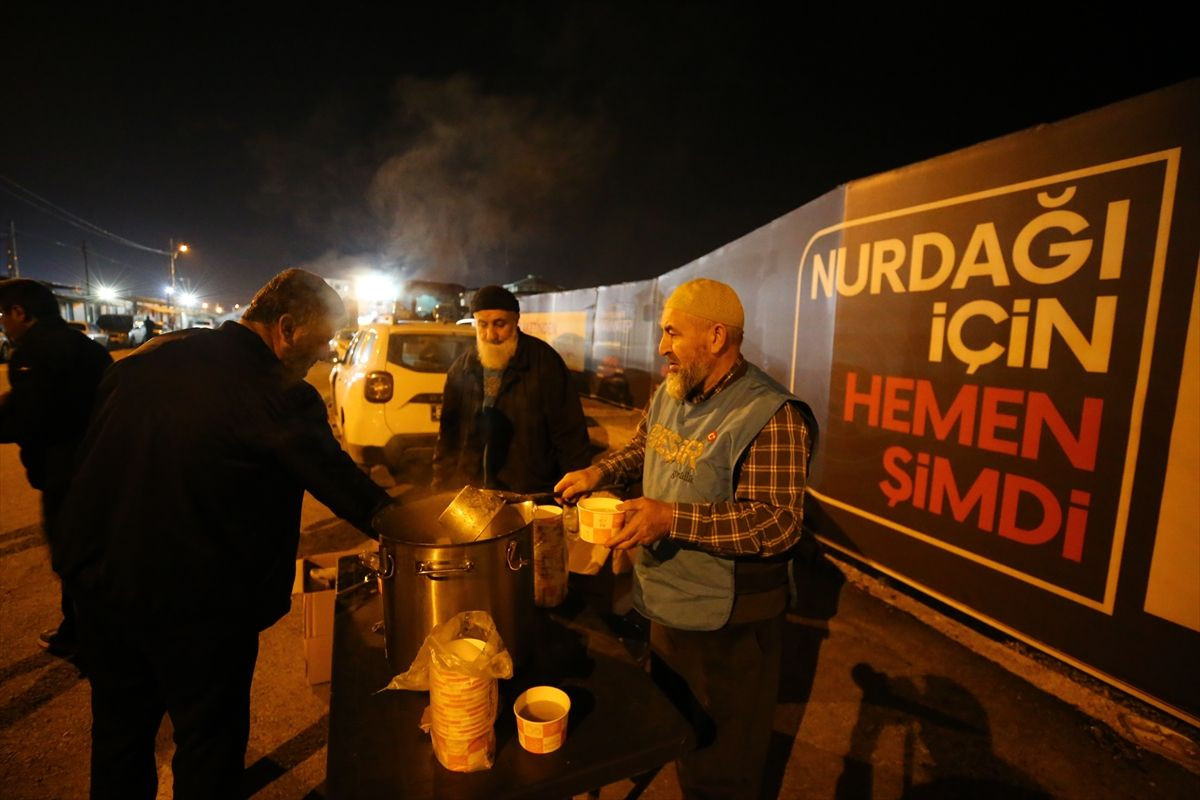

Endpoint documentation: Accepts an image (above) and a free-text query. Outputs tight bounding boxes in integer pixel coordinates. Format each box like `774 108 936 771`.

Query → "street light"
168 238 190 295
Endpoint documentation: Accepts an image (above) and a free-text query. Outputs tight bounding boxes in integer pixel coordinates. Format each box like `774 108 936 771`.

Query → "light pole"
168 239 189 295
168 239 189 328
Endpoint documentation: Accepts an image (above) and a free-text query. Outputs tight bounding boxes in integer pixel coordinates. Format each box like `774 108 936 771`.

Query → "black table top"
325 562 693 799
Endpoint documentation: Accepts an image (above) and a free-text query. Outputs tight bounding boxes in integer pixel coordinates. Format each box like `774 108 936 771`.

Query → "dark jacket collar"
16 316 67 346
219 320 281 367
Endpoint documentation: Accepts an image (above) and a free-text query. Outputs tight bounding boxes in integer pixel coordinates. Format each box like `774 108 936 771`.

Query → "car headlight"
364 371 394 403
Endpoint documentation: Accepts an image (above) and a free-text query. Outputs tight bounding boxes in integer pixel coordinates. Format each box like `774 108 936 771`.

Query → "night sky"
3 5 1195 307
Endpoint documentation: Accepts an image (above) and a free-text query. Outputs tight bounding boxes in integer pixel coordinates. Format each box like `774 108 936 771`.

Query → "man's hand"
554 466 604 502
607 497 673 550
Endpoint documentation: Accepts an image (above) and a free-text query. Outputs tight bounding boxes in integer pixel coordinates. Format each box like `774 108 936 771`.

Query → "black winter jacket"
0 318 112 499
54 321 391 631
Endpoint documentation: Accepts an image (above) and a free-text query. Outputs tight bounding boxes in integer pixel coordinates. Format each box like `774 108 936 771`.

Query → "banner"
790 81 1199 722
806 150 1179 610
519 311 589 371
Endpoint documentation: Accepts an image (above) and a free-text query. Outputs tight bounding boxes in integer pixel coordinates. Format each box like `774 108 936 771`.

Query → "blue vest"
634 363 794 630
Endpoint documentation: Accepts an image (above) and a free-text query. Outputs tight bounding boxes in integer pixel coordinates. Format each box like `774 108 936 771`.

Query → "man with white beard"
433 285 591 493
555 278 816 800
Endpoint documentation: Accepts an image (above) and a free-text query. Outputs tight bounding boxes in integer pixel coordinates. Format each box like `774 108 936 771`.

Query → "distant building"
503 274 565 296
37 280 187 333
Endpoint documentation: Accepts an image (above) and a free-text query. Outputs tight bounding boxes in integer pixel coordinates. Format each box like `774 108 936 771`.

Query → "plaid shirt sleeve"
596 411 648 485
670 401 810 557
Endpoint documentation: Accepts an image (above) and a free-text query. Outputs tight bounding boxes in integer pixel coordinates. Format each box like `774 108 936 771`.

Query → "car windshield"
387 333 473 373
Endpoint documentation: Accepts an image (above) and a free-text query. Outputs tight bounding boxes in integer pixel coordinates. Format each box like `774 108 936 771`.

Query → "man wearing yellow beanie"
557 277 816 800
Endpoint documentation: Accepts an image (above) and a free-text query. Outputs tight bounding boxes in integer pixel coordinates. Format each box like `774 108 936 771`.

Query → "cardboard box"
294 548 367 685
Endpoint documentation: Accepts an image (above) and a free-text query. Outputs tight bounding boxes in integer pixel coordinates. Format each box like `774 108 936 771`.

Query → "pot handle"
506 540 530 571
358 548 394 580
417 559 475 577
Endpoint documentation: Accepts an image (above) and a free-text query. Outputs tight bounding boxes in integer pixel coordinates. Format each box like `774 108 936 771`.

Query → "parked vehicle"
328 325 357 362
329 322 475 469
96 313 133 349
66 320 109 349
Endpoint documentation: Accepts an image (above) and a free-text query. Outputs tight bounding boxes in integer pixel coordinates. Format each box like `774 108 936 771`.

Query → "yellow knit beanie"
663 278 744 328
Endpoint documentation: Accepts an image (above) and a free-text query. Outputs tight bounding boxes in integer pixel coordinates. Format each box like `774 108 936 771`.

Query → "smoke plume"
368 75 610 284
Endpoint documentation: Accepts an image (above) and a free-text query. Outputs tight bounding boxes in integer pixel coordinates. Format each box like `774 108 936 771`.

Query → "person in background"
556 278 815 800
0 278 112 659
143 315 160 342
53 268 394 799
434 284 591 492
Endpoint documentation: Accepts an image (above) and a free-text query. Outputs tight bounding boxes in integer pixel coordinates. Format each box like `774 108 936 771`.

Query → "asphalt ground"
1 357 1198 798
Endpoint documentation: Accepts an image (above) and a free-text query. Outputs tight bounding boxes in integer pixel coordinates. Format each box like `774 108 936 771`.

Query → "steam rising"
369 75 609 283
258 75 611 286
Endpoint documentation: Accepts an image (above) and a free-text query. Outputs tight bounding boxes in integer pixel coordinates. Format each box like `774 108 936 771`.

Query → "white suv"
330 321 476 468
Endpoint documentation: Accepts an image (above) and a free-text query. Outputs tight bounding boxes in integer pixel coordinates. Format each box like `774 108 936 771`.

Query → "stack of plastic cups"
428 638 497 771
533 505 568 607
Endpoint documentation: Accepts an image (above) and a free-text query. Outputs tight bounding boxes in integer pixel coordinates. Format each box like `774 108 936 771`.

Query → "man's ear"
709 322 728 354
278 313 296 343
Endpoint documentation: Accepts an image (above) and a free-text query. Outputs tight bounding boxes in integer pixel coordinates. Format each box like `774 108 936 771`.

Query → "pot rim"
378 525 531 548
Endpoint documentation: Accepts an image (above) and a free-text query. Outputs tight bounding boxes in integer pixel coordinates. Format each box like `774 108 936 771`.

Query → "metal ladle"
436 484 624 542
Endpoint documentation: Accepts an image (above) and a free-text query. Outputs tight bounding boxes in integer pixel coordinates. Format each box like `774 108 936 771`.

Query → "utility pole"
5 221 18 278
168 236 176 294
168 238 190 329
81 241 92 321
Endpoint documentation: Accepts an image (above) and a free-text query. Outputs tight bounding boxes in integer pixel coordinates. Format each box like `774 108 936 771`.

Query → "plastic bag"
384 610 513 690
383 611 513 772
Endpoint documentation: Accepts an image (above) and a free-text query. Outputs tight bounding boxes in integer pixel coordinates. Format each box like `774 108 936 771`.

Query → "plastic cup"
576 497 625 545
513 686 571 754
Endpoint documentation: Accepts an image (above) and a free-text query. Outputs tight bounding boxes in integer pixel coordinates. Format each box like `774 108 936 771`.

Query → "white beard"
477 334 518 370
664 356 711 401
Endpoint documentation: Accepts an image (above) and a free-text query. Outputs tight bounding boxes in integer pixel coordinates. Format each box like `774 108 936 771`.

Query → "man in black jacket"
0 278 112 658
433 285 591 493
55 269 393 800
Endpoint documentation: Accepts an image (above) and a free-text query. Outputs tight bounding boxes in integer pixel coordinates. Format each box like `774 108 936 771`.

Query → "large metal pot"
370 491 536 674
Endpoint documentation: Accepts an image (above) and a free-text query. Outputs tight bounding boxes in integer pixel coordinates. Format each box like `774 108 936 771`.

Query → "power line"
9 228 175 296
17 227 145 270
0 174 171 255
